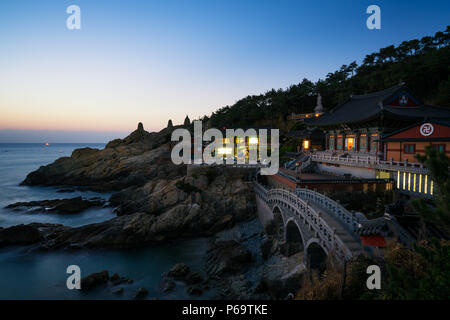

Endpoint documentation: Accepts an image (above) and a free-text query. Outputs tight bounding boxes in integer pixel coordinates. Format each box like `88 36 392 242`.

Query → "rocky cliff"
5 123 257 250
21 123 182 191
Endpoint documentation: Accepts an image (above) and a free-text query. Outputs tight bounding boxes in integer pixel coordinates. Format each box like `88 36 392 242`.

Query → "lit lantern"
303 140 310 150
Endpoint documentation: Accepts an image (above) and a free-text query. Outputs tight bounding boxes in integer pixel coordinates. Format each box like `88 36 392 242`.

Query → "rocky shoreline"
1 123 306 299
5 197 106 214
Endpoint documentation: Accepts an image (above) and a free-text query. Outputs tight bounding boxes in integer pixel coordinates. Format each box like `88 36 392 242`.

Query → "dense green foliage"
413 146 450 232
205 27 450 129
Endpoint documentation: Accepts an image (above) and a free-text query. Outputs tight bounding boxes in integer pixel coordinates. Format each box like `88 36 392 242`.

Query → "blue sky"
0 0 449 142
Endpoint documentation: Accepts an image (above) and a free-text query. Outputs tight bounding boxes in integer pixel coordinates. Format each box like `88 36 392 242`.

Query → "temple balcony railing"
311 152 429 174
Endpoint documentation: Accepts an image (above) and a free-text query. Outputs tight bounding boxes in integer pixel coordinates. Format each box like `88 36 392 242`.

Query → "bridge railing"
257 184 354 261
295 187 361 234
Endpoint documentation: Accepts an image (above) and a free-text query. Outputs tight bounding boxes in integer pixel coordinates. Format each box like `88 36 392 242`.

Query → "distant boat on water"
45 142 50 147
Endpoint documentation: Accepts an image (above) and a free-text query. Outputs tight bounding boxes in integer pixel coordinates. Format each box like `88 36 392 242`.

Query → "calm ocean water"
0 143 210 300
0 143 112 228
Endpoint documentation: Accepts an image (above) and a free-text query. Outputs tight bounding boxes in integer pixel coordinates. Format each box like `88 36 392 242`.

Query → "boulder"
0 224 42 247
110 273 133 285
205 240 252 276
162 279 175 292
167 263 190 279
185 272 203 285
133 287 149 299
260 253 307 299
81 270 109 292
187 285 202 296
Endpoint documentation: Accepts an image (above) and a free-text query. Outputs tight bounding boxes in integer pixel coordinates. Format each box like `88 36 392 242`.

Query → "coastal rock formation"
205 240 252 276
133 287 149 299
81 270 109 292
167 263 190 279
260 252 307 298
0 224 43 247
80 270 133 293
1 166 254 250
5 197 105 214
21 123 184 191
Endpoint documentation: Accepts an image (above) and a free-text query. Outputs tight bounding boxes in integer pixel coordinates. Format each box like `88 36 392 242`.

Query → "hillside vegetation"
204 26 449 130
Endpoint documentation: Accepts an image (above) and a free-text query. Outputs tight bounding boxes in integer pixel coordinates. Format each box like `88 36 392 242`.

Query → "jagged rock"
110 272 120 282
5 197 105 214
133 287 148 299
205 240 252 276
187 285 202 296
110 273 133 285
162 279 175 292
260 253 307 299
9 131 255 252
185 272 203 285
167 263 190 279
81 270 109 292
21 123 182 192
0 224 42 247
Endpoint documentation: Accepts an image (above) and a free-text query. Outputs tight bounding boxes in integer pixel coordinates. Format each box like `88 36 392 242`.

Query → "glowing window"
217 147 232 155
402 172 407 190
419 174 422 193
413 174 416 192
346 137 354 150
424 175 428 194
397 171 400 189
249 137 258 145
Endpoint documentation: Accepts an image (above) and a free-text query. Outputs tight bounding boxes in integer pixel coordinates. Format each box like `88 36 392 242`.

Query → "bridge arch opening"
306 242 327 272
284 220 304 257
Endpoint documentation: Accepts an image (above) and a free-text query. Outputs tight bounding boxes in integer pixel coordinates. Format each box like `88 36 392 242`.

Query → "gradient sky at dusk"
0 0 449 142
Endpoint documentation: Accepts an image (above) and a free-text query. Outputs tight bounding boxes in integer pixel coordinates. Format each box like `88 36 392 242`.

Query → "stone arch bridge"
254 182 373 268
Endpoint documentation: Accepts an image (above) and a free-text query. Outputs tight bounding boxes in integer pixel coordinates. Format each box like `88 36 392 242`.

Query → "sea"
0 143 211 300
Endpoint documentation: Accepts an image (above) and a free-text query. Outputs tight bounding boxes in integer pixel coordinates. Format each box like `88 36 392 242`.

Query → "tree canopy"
207 26 450 129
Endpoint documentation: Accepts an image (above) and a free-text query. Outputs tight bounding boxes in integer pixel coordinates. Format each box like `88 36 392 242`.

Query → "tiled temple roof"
305 83 450 127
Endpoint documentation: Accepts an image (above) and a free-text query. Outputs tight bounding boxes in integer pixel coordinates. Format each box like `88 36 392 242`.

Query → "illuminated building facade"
304 83 450 197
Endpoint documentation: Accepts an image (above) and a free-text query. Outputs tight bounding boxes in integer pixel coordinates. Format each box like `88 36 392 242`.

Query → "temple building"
380 120 450 162
304 83 450 197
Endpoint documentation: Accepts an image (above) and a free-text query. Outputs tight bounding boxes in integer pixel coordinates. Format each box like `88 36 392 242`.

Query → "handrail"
254 182 354 260
295 187 360 233
310 153 429 173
